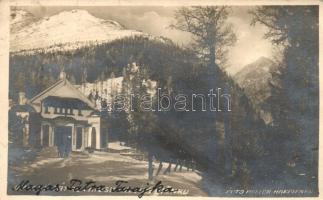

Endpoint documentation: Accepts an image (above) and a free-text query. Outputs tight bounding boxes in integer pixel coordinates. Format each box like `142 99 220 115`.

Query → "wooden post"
163 161 172 175
186 160 190 171
155 161 163 176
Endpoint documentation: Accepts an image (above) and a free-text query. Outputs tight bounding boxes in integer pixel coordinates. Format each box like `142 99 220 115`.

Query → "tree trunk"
186 161 190 171
209 45 216 72
224 84 232 175
163 161 172 175
148 152 154 181
155 161 163 176
208 44 218 174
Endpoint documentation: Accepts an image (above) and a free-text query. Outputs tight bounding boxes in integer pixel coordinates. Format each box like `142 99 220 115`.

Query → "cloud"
132 11 192 44
97 9 192 46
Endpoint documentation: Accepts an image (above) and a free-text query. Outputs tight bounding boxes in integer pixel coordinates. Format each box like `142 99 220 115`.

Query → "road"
8 148 208 196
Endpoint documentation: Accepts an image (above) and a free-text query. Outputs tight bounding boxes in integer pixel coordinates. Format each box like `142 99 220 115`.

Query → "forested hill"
10 36 192 99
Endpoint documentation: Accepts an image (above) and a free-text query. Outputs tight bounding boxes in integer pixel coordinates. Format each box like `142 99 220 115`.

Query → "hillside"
10 9 39 33
234 57 277 123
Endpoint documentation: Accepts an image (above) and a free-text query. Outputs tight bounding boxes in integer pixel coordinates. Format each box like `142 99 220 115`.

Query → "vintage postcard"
0 0 321 199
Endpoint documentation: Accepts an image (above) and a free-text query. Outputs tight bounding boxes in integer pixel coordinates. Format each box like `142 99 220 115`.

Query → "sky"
17 6 274 75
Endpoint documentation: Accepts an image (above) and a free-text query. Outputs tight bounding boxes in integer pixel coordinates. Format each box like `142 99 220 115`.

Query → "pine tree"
251 6 319 188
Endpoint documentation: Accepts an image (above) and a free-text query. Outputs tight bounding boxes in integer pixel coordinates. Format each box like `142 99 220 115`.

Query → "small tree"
171 6 237 175
121 63 158 181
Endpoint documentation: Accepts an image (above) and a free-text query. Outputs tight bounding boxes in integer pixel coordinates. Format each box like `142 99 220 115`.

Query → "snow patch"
30 157 63 169
109 142 132 151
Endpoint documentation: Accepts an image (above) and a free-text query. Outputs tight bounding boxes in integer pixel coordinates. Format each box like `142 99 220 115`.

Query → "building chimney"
18 92 26 105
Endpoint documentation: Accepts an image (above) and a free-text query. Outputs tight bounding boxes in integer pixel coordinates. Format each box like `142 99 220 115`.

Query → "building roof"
43 96 93 110
29 78 96 111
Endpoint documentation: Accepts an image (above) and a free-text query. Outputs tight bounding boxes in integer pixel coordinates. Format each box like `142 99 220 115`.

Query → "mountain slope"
10 9 146 53
10 9 39 33
234 57 277 124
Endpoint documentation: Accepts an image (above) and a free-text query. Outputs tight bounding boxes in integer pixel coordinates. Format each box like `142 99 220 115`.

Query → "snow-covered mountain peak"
10 9 145 54
46 9 124 29
10 9 38 32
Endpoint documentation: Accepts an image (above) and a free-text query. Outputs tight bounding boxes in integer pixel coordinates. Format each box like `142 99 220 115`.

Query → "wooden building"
11 71 107 153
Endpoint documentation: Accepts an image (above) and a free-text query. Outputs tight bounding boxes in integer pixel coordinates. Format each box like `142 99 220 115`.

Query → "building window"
76 127 83 149
64 108 69 115
54 107 58 114
69 108 74 115
78 109 83 116
44 106 50 114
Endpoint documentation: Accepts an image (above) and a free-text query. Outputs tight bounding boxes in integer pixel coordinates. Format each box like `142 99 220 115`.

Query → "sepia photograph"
1 0 320 198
